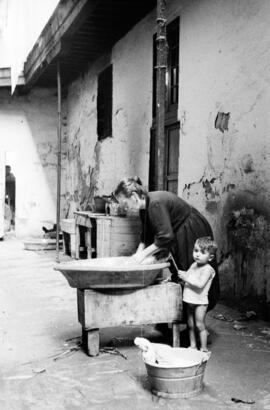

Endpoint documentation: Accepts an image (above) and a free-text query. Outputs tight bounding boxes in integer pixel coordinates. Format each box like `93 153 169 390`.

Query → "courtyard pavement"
0 236 270 410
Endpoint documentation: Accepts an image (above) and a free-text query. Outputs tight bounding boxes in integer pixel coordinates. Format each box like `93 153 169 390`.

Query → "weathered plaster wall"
64 0 270 314
0 87 63 237
176 0 270 313
64 13 156 215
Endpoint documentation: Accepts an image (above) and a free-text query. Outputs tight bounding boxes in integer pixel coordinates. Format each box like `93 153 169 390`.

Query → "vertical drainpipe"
155 0 167 190
56 60 62 263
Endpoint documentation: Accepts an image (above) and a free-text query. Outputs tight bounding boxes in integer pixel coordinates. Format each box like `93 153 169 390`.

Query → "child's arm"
179 266 213 289
178 262 196 281
178 270 187 281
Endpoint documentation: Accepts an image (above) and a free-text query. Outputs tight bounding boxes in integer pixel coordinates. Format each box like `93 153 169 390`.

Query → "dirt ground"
0 236 270 410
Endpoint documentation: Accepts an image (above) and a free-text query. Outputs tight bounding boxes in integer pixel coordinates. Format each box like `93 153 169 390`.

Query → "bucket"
93 196 106 213
145 348 209 399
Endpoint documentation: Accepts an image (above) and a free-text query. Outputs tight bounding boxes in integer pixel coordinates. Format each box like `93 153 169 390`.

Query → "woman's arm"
149 201 174 248
134 242 146 254
133 243 160 263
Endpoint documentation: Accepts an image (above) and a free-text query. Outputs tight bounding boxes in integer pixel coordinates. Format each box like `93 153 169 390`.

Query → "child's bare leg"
186 304 196 348
195 305 208 351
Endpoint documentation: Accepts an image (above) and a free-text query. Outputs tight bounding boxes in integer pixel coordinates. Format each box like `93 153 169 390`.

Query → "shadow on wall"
219 190 270 321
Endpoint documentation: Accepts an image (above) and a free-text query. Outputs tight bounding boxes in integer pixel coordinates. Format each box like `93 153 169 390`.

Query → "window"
167 18 179 108
97 64 112 140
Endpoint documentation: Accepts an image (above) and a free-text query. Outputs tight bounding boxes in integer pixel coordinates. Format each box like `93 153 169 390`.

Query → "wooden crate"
78 283 182 329
96 217 141 257
77 283 183 355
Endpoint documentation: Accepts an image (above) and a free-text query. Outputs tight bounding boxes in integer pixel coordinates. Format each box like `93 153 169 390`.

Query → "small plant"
227 207 270 253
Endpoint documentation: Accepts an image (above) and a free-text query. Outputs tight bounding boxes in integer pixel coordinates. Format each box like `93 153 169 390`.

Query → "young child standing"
178 236 217 352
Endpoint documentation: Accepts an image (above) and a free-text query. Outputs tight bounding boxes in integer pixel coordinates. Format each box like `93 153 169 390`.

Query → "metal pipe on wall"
155 0 167 190
56 60 62 263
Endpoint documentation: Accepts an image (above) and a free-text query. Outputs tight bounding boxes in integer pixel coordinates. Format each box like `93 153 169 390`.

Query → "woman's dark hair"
114 177 147 199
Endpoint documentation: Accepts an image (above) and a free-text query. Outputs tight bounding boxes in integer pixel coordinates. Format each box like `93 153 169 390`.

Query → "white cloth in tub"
134 337 175 366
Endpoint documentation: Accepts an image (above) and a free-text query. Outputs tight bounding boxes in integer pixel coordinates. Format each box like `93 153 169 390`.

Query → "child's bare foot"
200 348 211 359
206 330 212 345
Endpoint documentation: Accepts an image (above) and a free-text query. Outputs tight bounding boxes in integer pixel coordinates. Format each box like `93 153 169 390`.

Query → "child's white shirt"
182 262 215 305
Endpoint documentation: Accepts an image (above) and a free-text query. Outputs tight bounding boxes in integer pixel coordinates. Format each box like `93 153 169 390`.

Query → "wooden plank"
85 230 92 258
108 241 138 256
79 283 182 328
96 217 140 257
75 225 80 259
172 323 181 347
96 218 112 256
96 241 111 257
75 215 92 228
111 217 141 226
82 328 99 356
77 289 85 327
70 234 76 258
60 218 76 234
24 0 100 87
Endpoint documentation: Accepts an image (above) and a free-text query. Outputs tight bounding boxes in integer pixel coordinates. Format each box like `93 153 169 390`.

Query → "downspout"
56 60 62 263
155 0 167 190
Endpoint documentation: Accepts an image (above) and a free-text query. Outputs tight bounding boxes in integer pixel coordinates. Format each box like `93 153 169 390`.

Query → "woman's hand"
132 243 160 264
135 242 146 255
129 253 141 264
139 255 157 265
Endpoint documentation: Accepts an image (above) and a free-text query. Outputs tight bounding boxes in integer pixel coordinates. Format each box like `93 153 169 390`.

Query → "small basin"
54 256 170 289
23 237 62 251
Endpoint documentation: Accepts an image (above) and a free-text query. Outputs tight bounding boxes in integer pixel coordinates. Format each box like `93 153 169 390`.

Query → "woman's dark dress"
139 191 220 310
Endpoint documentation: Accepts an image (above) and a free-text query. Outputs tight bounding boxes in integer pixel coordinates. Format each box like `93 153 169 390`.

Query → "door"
149 17 180 192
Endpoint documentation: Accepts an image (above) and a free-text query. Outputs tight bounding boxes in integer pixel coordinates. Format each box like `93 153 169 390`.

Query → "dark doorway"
5 165 16 229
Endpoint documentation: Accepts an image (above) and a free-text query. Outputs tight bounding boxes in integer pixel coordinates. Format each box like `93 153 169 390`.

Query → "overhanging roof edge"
24 0 100 87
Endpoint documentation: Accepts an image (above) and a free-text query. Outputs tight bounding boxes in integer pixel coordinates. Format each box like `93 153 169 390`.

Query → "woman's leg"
186 304 197 348
194 305 208 351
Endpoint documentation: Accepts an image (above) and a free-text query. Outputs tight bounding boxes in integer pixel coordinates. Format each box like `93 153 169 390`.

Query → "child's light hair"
195 236 218 256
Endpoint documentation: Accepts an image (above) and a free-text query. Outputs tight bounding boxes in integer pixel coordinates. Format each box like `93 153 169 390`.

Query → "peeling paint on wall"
215 112 230 133
64 12 154 214
241 154 254 173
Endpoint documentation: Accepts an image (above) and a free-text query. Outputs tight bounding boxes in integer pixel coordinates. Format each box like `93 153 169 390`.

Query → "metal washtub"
54 256 170 289
145 348 210 399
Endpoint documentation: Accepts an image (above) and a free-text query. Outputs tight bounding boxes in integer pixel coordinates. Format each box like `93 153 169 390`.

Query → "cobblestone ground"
0 236 270 410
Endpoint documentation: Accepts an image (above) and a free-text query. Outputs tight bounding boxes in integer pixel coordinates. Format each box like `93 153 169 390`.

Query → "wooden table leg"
75 225 80 259
82 328 99 356
62 232 68 255
172 322 181 347
85 229 92 259
70 233 76 259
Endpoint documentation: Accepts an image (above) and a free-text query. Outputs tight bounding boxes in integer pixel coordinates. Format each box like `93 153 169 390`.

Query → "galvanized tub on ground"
145 348 209 399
